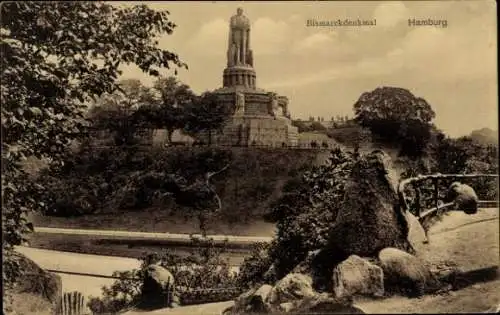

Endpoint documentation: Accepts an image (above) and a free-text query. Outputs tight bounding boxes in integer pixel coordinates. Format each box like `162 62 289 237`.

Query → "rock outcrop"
7 252 62 315
326 151 413 258
227 284 273 314
267 273 316 305
225 273 364 314
332 255 384 299
305 151 414 291
292 293 366 314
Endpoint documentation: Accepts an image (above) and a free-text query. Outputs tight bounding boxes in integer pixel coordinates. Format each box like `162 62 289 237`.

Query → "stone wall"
207 116 298 147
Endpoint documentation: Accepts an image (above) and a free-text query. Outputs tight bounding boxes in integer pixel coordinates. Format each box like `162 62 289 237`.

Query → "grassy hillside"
32 147 328 234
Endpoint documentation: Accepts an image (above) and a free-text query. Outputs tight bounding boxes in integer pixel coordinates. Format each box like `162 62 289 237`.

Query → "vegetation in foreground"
87 237 241 314
1 2 188 313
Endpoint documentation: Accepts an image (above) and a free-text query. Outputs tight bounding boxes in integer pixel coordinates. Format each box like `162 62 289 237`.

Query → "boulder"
378 247 436 297
446 182 479 215
484 303 500 313
405 211 429 252
12 252 62 306
293 292 366 314
139 264 178 309
6 252 62 315
326 151 413 259
228 284 273 314
267 273 316 306
332 255 384 299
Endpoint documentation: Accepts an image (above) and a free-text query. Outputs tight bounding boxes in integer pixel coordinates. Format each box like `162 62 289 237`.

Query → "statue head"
237 7 243 15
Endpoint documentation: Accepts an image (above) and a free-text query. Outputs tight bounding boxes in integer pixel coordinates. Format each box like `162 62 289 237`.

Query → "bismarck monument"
209 8 298 147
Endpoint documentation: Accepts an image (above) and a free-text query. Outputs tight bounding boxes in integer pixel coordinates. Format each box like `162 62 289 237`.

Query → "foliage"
184 92 234 144
292 120 327 133
469 127 498 146
430 135 498 200
326 124 372 148
87 237 239 314
241 148 358 283
353 87 436 157
36 145 232 238
399 133 498 215
152 76 197 143
236 242 275 289
87 79 157 146
1 1 185 294
88 77 228 147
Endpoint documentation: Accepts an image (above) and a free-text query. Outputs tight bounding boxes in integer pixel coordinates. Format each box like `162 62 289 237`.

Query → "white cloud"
251 18 291 55
187 19 228 55
263 55 394 89
373 1 409 28
291 32 337 55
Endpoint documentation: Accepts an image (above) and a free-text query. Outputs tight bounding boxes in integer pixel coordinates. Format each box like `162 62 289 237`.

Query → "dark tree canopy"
1 2 186 291
152 76 197 143
184 92 234 144
353 87 436 157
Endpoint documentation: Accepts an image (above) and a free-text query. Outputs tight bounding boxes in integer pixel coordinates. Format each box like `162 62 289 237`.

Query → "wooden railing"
397 173 499 224
57 291 88 315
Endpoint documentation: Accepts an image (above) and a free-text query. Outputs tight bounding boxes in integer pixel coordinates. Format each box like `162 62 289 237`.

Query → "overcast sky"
116 1 497 137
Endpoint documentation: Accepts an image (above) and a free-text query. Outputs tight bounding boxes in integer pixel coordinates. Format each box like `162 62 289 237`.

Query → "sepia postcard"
1 1 498 315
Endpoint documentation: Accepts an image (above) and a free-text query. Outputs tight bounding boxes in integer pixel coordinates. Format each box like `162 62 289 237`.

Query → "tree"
88 79 157 146
184 92 233 145
469 128 498 146
353 87 436 157
151 76 197 144
1 1 186 293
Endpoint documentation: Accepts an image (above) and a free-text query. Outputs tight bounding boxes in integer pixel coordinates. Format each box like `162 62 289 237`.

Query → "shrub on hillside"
36 146 232 216
240 148 358 284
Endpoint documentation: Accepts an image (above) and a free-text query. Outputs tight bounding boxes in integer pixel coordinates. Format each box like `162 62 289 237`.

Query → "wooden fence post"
58 291 86 315
433 178 440 210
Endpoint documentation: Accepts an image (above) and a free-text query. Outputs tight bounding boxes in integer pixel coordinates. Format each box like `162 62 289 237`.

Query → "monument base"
207 86 298 147
208 116 298 147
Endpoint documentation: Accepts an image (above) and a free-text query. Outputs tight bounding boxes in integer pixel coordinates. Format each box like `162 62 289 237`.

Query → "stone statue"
267 93 278 116
227 8 253 67
235 91 245 115
281 98 290 118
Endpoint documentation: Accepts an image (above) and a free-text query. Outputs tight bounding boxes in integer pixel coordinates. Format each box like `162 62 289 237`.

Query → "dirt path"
352 208 499 313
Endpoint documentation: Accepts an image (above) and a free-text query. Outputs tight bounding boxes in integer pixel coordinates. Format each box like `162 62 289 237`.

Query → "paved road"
34 227 273 245
16 246 142 298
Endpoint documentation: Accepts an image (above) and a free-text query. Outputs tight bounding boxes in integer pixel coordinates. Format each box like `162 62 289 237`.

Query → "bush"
36 145 232 216
240 148 358 283
236 242 275 289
